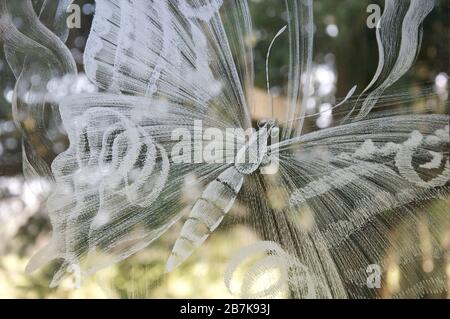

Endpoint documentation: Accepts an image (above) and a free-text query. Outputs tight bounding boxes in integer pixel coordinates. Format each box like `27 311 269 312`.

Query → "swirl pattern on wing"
27 102 170 283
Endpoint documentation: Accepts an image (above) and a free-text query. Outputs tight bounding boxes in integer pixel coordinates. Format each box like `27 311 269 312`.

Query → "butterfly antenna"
266 25 287 119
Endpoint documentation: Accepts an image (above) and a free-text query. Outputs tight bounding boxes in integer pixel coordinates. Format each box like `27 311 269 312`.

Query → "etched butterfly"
2 0 448 297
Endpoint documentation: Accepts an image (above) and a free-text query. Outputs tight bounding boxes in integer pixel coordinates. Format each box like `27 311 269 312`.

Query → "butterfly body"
166 121 277 272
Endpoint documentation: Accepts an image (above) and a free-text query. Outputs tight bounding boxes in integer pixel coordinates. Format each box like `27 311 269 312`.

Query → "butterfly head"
258 119 279 136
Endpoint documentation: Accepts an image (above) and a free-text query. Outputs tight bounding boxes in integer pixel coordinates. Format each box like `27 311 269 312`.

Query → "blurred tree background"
0 0 448 298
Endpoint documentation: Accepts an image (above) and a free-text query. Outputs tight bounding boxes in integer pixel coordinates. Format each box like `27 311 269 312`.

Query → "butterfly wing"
84 0 252 129
26 0 258 281
344 0 435 122
282 0 314 138
258 114 449 297
27 92 238 280
0 0 77 181
257 0 446 297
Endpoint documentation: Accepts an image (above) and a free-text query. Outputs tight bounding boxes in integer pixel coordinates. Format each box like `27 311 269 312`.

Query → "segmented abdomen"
166 166 244 272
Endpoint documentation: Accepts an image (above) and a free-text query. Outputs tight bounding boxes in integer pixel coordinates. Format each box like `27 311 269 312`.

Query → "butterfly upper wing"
0 0 77 182
220 0 255 110
282 0 314 139
344 0 435 122
84 0 252 129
